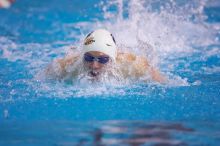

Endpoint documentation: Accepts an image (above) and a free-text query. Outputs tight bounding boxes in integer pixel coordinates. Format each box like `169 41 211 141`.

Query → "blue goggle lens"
84 53 110 64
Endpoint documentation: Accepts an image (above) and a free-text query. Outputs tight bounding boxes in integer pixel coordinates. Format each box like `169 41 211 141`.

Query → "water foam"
1 0 220 99
74 0 219 87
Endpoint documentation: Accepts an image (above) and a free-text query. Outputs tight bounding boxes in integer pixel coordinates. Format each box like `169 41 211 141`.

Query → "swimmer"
45 29 165 83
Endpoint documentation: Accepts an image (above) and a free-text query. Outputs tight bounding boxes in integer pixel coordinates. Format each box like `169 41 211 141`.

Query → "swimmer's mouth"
89 71 100 77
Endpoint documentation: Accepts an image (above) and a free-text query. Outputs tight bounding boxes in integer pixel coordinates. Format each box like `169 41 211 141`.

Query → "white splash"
0 0 220 99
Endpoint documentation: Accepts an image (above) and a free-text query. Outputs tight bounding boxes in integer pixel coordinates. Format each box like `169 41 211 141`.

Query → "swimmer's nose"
91 61 101 69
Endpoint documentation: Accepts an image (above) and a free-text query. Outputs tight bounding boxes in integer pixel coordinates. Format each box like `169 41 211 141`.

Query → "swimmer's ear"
85 31 94 38
111 34 116 44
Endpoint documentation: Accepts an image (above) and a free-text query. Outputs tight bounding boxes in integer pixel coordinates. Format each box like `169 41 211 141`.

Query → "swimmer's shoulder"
116 51 149 66
45 50 80 77
116 51 165 83
116 51 147 76
57 51 80 66
116 51 136 63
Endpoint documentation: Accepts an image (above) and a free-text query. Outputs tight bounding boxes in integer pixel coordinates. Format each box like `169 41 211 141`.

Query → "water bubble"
3 109 9 119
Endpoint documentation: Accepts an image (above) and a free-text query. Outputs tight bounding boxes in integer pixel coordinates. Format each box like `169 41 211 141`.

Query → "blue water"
0 0 220 145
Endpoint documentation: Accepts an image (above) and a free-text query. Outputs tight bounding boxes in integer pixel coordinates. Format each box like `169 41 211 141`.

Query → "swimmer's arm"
117 52 166 83
45 53 79 78
147 66 166 83
136 56 166 83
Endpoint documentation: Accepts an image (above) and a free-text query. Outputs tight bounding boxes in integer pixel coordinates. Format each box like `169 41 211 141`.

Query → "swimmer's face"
83 51 111 77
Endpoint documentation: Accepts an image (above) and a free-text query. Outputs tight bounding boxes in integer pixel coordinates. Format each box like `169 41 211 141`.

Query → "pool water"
0 0 220 145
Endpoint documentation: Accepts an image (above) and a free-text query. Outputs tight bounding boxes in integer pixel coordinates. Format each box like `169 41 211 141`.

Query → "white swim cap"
83 29 117 61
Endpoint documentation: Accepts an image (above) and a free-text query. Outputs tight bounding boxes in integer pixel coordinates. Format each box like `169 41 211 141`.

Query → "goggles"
84 53 110 64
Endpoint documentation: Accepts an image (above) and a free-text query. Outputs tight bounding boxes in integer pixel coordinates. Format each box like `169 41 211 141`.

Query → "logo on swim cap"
84 37 95 45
